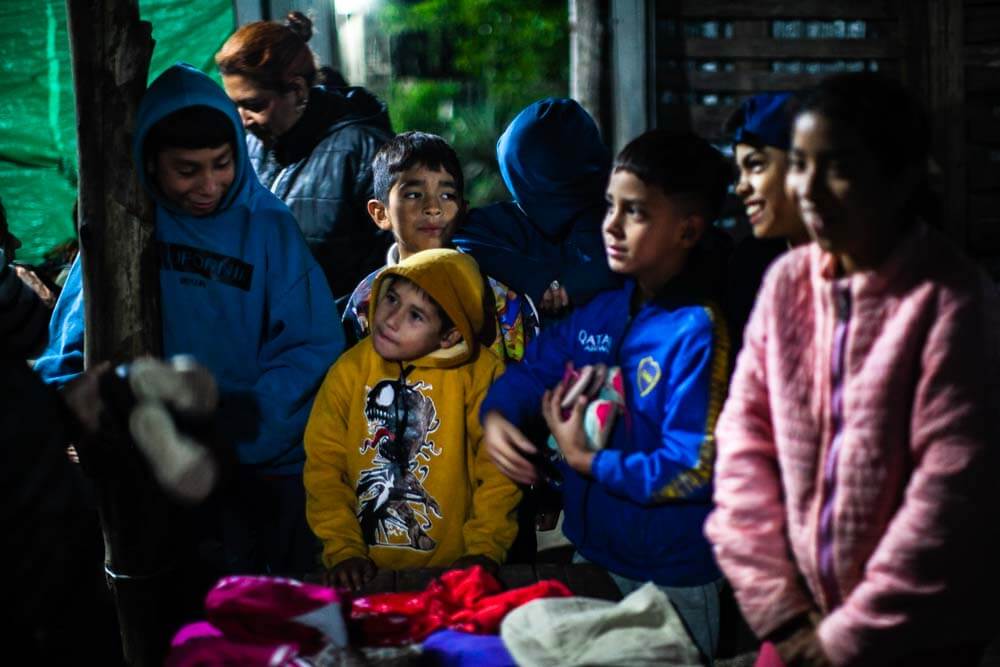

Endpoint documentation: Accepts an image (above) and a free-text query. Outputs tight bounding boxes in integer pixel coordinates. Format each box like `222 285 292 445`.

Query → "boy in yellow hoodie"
305 249 521 590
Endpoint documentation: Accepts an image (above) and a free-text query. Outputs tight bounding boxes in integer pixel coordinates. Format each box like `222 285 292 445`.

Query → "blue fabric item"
34 63 344 475
33 256 83 384
421 630 516 667
480 276 728 587
730 92 795 150
452 98 619 306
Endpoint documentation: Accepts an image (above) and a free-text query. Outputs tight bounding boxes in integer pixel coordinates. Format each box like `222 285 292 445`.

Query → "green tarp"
0 0 234 264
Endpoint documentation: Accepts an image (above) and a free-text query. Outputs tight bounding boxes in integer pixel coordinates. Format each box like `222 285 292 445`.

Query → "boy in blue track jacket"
35 63 344 574
481 130 732 662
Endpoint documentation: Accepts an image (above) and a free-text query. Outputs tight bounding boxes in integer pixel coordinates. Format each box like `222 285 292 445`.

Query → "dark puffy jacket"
453 98 619 307
248 85 394 300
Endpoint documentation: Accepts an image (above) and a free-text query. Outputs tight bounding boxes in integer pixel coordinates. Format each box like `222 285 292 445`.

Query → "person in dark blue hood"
217 12 394 302
35 62 344 574
452 98 620 316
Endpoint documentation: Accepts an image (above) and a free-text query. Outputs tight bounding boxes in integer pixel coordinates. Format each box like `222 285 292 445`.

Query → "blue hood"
497 98 611 237
133 63 250 215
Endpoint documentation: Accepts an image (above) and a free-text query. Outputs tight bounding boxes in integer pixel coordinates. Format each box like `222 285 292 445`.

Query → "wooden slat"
967 102 1000 143
965 4 1000 44
968 145 1000 190
395 568 443 592
964 44 1000 68
656 0 892 20
967 215 1000 255
660 69 835 92
967 66 1000 92
659 37 898 60
971 194 1000 221
561 564 623 601
687 104 738 139
362 570 399 594
498 563 540 590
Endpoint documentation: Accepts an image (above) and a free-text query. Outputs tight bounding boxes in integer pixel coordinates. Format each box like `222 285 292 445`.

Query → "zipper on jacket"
817 283 850 611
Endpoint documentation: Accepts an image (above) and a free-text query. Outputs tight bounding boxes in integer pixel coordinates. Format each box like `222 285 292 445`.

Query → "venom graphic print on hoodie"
304 250 521 571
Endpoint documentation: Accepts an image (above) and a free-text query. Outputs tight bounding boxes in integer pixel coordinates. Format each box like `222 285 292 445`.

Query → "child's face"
372 279 455 362
153 144 235 217
602 169 698 293
369 164 464 261
787 111 899 269
734 143 807 243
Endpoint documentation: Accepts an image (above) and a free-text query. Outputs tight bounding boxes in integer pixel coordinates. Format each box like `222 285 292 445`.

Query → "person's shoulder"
315 115 391 157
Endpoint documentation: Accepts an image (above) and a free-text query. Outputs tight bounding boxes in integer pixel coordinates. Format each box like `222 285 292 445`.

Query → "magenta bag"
168 576 349 665
205 576 348 654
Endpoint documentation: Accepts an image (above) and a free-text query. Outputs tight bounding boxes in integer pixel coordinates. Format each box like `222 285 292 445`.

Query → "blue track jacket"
34 63 343 475
481 273 729 586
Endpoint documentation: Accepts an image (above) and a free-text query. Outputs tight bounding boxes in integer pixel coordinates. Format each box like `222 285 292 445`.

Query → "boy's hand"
483 410 539 485
539 281 570 315
542 382 594 476
449 554 500 576
325 557 377 592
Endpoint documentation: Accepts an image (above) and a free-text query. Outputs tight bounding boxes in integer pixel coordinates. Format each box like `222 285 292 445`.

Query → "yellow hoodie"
304 250 521 570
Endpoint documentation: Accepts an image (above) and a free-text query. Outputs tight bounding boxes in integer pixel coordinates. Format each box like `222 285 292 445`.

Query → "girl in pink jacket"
706 72 999 666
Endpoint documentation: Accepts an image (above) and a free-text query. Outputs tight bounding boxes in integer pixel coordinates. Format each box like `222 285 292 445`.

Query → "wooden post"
66 2 191 665
610 0 650 152
900 0 966 248
570 0 606 134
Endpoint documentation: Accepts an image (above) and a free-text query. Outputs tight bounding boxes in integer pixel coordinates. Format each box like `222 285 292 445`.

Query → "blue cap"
729 92 795 151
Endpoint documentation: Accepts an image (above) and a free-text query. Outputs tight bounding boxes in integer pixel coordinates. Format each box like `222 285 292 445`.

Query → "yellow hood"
369 249 488 368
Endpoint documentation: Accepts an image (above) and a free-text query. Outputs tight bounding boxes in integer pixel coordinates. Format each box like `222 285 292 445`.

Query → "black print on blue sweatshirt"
357 374 442 551
159 242 254 291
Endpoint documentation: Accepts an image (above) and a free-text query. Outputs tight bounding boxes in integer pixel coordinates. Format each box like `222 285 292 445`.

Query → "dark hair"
143 105 235 157
372 131 464 204
614 129 732 223
799 72 928 175
798 72 937 225
215 11 318 91
318 66 348 89
383 274 455 334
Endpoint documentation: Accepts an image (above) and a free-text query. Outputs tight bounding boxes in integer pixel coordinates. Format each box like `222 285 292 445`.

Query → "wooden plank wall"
649 0 1000 260
964 0 1000 269
652 0 900 142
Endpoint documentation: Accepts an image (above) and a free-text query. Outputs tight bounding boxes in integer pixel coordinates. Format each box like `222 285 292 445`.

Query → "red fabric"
350 566 572 645
754 642 786 667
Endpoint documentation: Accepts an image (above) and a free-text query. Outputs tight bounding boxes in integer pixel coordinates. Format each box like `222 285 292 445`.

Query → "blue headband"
731 92 794 151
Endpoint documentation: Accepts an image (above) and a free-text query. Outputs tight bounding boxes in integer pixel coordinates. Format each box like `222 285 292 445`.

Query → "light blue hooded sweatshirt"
34 63 344 474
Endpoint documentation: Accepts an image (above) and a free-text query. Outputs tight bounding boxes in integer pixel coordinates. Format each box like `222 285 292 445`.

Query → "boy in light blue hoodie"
35 63 344 574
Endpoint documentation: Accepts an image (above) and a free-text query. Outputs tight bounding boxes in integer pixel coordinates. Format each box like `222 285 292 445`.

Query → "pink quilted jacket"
706 223 1000 665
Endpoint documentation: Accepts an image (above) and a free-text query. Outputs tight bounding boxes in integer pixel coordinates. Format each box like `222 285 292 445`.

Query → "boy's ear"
439 327 463 349
367 199 392 231
680 214 705 248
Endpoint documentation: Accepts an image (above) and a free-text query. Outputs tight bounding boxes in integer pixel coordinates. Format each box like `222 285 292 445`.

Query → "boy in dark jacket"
451 98 620 317
481 130 732 662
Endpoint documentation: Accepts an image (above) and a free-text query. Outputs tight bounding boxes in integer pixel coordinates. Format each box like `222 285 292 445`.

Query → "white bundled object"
500 582 701 667
126 356 219 503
